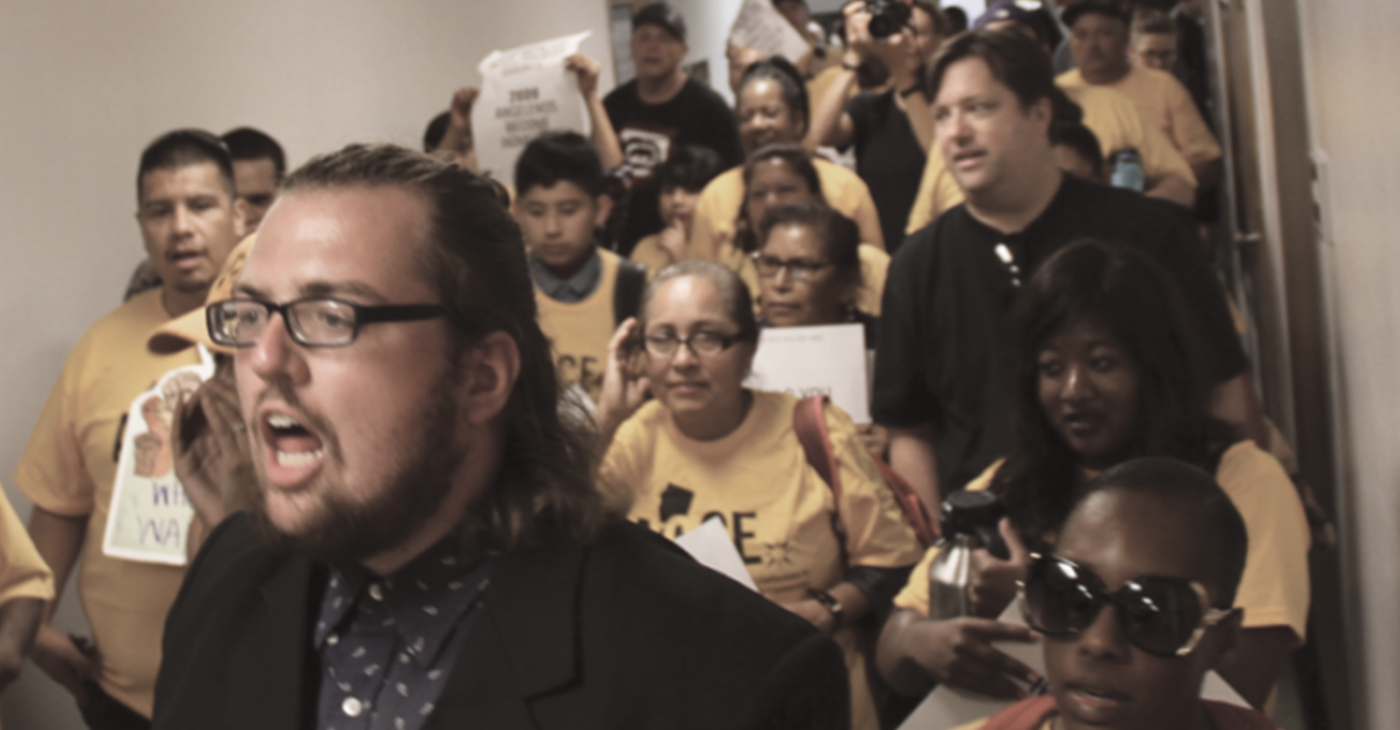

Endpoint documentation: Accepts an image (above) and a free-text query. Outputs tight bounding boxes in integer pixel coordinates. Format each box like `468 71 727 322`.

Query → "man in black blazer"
152 144 849 730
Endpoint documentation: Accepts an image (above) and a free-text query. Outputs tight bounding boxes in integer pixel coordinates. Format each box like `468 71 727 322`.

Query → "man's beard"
249 376 465 565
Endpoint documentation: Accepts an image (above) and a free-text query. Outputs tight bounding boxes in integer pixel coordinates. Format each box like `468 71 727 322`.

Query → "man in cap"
603 2 744 255
1058 0 1222 188
151 144 848 730
17 129 243 727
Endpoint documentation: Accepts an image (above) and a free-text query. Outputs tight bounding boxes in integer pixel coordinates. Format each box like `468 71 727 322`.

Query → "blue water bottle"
1111 148 1146 193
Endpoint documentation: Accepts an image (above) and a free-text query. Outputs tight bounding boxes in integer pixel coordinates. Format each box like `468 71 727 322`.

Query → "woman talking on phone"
593 261 922 730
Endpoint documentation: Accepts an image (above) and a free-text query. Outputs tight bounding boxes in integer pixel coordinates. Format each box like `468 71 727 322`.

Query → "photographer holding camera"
810 0 947 254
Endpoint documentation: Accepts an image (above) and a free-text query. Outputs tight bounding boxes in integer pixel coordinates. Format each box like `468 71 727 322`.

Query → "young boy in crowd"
628 144 725 276
515 131 646 407
953 457 1280 730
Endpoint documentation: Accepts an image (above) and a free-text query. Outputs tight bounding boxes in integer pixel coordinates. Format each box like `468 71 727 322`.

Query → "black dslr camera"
866 0 913 39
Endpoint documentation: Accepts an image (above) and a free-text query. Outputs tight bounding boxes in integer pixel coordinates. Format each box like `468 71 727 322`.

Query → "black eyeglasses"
642 330 742 358
1020 553 1235 657
751 252 833 282
208 297 446 348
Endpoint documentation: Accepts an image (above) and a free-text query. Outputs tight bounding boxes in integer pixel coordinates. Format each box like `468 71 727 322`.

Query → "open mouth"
261 412 326 484
168 249 206 271
1064 681 1131 714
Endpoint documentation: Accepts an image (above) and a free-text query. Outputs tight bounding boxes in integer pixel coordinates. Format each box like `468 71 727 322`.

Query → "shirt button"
342 697 364 717
326 633 340 646
368 584 384 601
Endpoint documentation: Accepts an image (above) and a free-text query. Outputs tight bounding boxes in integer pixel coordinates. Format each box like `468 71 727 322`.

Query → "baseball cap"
147 233 256 355
633 2 687 43
973 1 1040 30
1062 0 1131 28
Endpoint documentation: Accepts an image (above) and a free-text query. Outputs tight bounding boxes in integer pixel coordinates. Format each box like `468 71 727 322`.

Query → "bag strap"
794 395 939 547
977 696 1057 730
793 395 844 505
613 259 648 327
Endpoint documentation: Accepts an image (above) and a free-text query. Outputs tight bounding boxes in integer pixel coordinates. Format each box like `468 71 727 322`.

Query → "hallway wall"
0 2 610 727
1296 0 1400 727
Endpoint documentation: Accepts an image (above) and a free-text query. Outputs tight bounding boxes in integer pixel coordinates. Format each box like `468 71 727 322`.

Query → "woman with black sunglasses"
874 240 1310 710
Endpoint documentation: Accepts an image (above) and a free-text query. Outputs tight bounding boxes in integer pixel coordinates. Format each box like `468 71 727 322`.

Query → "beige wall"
1297 0 1400 728
0 2 610 726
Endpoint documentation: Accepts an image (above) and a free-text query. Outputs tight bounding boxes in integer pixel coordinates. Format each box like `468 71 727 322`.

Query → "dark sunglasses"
1019 553 1235 657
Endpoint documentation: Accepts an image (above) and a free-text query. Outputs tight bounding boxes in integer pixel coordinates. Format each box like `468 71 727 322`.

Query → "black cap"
1062 0 1130 28
633 2 687 43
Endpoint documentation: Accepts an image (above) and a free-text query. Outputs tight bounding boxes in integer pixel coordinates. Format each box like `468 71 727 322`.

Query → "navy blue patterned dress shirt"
313 536 495 730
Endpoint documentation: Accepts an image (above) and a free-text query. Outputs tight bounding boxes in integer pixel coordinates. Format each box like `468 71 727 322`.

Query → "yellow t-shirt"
893 442 1311 642
0 484 54 607
600 390 924 730
689 158 887 265
535 248 625 406
904 83 1198 234
629 233 671 279
14 288 202 717
1059 66 1223 167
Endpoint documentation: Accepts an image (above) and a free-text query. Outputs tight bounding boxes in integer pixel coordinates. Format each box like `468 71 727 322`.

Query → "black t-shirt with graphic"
604 77 743 255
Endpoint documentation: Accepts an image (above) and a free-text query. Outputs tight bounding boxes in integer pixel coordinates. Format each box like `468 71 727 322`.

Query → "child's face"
514 181 609 274
1041 489 1234 730
658 185 702 234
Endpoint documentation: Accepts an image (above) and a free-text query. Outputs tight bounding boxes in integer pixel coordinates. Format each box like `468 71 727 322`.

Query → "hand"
780 598 837 634
656 220 688 265
856 422 890 458
842 2 877 64
594 318 650 438
967 518 1032 618
903 616 1041 699
449 87 479 132
565 53 601 98
171 373 255 525
31 625 97 705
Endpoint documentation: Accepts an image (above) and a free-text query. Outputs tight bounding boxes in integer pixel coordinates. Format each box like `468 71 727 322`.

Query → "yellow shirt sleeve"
0 485 55 606
1164 77 1222 166
814 159 886 252
822 401 924 569
905 149 967 235
856 244 889 317
629 234 671 279
892 460 1002 614
1216 441 1311 642
686 167 743 262
14 334 100 517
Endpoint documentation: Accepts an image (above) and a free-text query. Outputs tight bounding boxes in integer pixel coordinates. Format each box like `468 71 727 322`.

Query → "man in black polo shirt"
604 2 744 255
873 29 1263 506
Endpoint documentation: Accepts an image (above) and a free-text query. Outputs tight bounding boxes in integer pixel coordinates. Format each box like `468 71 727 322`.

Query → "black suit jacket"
153 515 850 729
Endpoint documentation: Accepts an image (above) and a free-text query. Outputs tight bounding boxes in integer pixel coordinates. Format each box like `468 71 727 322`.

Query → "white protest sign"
897 597 1248 729
102 349 215 565
728 0 812 66
473 31 592 188
746 323 870 423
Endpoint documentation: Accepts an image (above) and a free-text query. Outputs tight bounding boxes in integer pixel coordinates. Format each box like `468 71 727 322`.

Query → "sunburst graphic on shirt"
763 542 793 567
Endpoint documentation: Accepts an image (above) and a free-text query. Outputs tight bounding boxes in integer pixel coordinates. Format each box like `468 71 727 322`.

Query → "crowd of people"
0 1 1317 729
